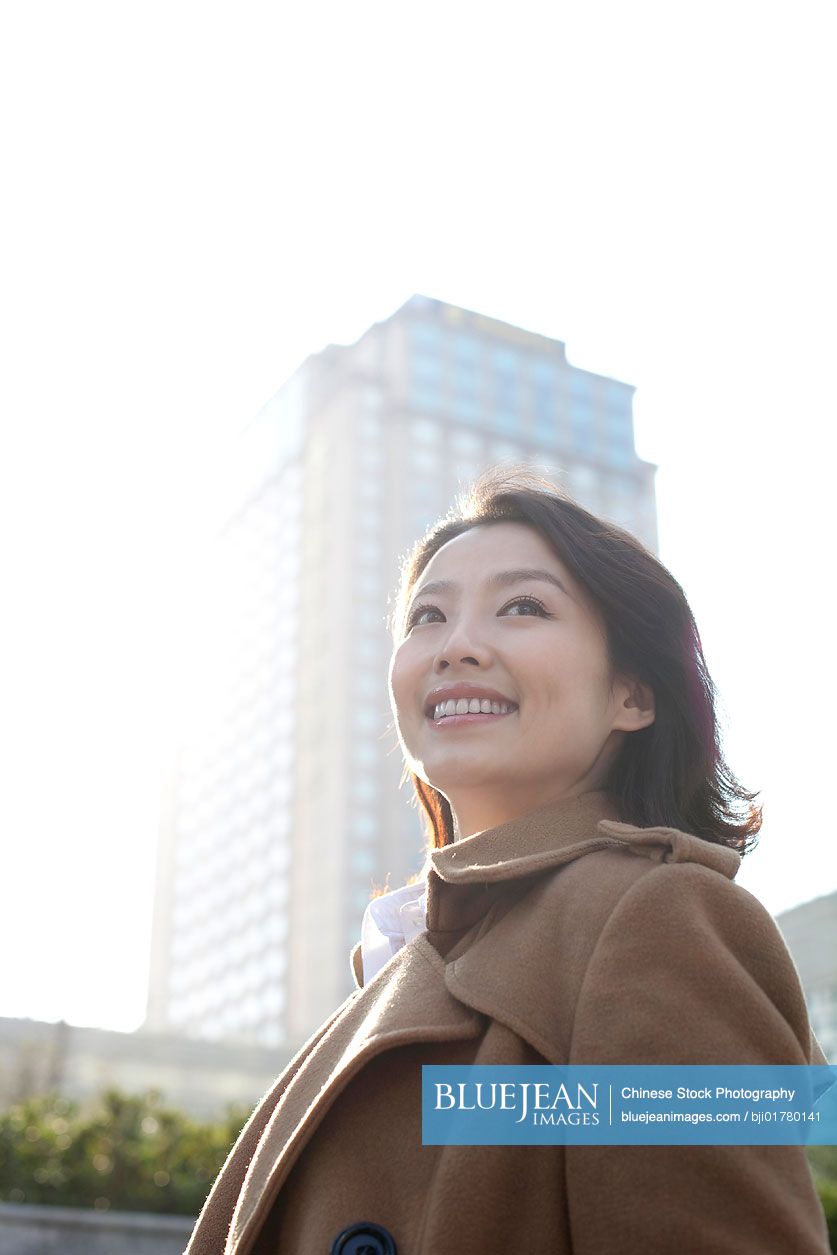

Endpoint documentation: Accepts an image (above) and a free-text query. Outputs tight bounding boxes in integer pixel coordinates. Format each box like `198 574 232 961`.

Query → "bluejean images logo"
421 1065 837 1146
433 1077 600 1126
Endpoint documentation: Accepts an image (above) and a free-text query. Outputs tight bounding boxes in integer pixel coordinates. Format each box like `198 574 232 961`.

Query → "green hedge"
0 1087 250 1216
2 1088 835 1247
809 1146 837 1251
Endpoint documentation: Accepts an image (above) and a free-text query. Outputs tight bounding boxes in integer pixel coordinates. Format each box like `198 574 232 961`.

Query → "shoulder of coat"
594 818 741 880
349 939 364 989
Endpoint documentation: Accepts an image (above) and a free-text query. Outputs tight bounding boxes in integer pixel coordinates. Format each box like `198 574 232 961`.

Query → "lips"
426 708 517 732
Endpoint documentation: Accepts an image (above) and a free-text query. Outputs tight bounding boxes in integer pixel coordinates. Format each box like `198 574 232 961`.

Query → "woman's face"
388 521 655 838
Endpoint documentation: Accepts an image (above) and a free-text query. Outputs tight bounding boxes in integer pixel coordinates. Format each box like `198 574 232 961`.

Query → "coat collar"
429 786 743 881
347 789 743 980
421 788 741 935
429 788 622 882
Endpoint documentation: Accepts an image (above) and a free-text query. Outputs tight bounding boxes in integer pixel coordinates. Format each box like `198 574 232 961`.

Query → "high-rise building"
143 294 658 1050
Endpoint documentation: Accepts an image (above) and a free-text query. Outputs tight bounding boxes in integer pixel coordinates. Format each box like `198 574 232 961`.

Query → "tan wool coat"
185 789 832 1255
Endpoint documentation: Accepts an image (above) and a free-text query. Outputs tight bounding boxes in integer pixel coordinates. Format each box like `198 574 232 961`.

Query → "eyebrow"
410 567 572 605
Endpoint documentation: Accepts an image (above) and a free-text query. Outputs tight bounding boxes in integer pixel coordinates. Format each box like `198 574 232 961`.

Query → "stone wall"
0 1202 195 1255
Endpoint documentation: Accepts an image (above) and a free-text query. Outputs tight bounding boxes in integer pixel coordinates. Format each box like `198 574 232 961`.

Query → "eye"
405 603 442 630
405 594 551 631
502 595 549 617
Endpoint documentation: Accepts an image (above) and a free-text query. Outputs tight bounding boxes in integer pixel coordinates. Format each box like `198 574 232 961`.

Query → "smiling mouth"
426 699 519 726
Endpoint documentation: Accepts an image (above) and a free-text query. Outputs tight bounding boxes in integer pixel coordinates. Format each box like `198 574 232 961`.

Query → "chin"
423 762 504 791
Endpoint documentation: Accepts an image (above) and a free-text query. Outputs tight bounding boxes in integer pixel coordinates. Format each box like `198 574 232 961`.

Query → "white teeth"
431 697 515 720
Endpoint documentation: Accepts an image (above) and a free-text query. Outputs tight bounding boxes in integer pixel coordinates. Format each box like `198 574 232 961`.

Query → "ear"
614 675 655 732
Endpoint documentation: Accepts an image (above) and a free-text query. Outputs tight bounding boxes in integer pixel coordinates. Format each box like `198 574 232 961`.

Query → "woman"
186 466 831 1255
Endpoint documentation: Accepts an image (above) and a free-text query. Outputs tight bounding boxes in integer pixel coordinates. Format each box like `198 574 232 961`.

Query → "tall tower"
144 294 658 1049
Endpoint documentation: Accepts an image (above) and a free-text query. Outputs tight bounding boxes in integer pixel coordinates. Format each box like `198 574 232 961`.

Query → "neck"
450 780 603 842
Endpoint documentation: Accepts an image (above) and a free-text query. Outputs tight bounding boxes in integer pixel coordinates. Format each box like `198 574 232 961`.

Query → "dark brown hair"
389 463 761 856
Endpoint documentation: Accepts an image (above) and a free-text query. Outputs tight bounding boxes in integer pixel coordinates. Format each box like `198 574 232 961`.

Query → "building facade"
776 890 837 1062
0 1015 288 1121
143 293 658 1049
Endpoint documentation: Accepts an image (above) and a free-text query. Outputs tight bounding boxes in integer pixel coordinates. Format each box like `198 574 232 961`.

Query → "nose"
432 614 493 671
437 654 479 669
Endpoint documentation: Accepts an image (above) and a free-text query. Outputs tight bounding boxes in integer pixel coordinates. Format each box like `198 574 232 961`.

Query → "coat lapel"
228 792 622 1251
227 932 483 1254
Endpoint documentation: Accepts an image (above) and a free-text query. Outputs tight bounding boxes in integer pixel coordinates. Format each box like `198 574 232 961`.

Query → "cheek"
525 650 606 714
389 643 418 713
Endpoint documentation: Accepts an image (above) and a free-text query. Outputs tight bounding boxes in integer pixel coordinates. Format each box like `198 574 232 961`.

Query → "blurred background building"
0 1015 281 1120
776 890 837 1062
142 293 658 1050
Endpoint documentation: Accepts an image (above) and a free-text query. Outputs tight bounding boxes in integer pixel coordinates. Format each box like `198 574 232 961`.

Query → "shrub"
0 1086 250 1215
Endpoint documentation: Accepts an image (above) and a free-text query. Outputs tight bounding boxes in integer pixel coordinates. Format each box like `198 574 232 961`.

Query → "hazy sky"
1 1 834 1032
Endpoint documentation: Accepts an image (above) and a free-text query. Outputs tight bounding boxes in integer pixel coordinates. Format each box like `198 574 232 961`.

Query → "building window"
605 380 629 410
453 331 480 363
532 361 566 444
412 417 441 443
352 738 379 765
451 332 481 423
570 465 597 498
572 411 594 452
357 605 385 631
533 389 556 437
353 774 378 801
358 604 389 632
353 707 382 732
411 446 439 474
411 320 441 351
569 372 592 405
409 322 443 414
493 345 518 373
351 812 377 838
409 376 441 412
606 441 634 468
454 459 483 490
451 388 481 423
490 439 521 464
358 537 381 566
358 411 382 440
353 665 383 695
358 474 383 503
362 384 383 416
355 636 382 662
352 848 376 875
412 506 437 535
354 886 373 915
492 345 520 432
450 429 483 456
358 439 384 470
604 412 634 463
352 568 381 598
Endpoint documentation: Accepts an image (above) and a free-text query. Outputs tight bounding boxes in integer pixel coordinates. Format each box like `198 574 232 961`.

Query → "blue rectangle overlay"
421 1065 837 1145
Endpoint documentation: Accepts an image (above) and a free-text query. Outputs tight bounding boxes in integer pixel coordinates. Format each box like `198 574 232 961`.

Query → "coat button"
330 1220 397 1254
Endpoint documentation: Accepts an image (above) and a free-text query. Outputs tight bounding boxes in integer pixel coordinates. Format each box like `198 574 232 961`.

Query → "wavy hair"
388 464 761 856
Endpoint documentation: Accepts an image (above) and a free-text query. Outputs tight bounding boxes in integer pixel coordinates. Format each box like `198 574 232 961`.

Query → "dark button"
330 1220 397 1255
